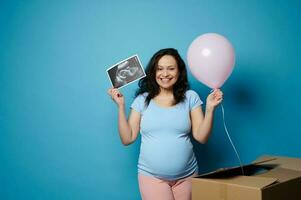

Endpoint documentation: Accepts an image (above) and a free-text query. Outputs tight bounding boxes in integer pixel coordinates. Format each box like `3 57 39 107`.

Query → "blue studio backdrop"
1 0 301 199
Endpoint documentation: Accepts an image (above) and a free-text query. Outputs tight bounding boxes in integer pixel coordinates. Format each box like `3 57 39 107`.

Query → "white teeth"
161 78 171 82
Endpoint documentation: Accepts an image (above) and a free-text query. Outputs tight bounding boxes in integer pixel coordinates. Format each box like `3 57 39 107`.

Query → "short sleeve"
187 90 203 110
130 94 146 113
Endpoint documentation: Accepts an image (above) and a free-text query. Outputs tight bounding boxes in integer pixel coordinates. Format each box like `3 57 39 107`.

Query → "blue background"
1 0 300 199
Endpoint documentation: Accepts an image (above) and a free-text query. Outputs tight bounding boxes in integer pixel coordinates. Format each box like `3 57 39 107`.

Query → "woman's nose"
162 70 168 76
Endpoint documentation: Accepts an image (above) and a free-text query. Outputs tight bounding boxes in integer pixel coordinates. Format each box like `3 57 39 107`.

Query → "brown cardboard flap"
252 157 277 165
198 157 277 178
253 155 301 171
198 163 275 180
195 175 277 189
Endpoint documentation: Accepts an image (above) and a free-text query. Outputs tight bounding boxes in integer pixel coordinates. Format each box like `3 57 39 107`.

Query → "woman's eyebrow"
157 65 175 68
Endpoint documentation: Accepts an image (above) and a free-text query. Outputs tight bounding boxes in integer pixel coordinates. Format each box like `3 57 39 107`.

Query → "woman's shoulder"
131 92 148 112
184 89 203 107
185 89 199 98
136 92 148 99
133 92 148 103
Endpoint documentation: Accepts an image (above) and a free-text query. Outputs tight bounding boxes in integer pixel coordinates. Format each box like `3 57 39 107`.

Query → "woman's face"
155 55 179 91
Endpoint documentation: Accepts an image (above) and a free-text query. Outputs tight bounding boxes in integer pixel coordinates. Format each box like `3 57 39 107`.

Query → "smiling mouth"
159 78 173 82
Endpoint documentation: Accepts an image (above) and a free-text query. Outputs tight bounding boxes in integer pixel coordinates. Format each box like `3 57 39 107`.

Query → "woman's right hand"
107 88 124 107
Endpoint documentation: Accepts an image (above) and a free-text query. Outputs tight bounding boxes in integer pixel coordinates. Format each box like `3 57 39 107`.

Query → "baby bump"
138 138 195 175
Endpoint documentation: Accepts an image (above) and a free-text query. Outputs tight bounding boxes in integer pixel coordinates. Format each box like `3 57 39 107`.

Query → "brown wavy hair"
135 48 190 106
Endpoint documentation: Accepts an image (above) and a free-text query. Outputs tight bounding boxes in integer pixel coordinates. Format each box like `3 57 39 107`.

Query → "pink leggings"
138 173 197 200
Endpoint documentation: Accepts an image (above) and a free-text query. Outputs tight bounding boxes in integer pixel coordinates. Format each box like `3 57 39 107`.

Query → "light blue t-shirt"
131 90 203 180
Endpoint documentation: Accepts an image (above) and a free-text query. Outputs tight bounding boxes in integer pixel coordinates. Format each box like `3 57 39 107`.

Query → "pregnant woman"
108 48 223 200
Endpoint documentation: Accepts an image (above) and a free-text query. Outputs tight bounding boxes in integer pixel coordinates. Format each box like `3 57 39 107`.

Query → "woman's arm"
190 89 223 144
118 105 141 145
108 88 141 146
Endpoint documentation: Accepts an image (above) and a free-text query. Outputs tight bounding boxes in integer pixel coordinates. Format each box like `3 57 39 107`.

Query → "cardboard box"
192 155 301 200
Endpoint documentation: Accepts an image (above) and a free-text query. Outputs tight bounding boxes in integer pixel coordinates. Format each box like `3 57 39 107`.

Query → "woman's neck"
153 89 175 107
154 88 175 104
158 88 173 97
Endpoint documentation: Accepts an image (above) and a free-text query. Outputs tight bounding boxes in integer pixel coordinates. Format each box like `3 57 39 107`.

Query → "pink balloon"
187 33 235 89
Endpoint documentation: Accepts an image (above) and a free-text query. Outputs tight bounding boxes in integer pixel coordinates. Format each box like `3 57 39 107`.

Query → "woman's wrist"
205 105 215 113
118 103 125 110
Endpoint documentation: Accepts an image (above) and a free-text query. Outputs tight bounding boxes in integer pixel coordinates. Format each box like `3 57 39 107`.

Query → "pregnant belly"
138 138 195 175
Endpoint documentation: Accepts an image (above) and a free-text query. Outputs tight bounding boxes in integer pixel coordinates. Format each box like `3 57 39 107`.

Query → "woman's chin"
159 85 174 91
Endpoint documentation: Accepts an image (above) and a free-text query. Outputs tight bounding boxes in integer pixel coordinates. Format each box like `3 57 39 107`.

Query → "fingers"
209 89 223 104
212 89 223 98
107 88 115 98
107 88 113 96
112 89 123 97
107 88 123 98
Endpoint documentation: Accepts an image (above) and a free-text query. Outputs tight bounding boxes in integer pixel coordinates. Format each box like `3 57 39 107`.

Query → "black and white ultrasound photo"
107 55 146 89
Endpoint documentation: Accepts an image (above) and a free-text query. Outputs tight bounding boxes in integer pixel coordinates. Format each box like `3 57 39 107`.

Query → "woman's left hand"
206 89 223 110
